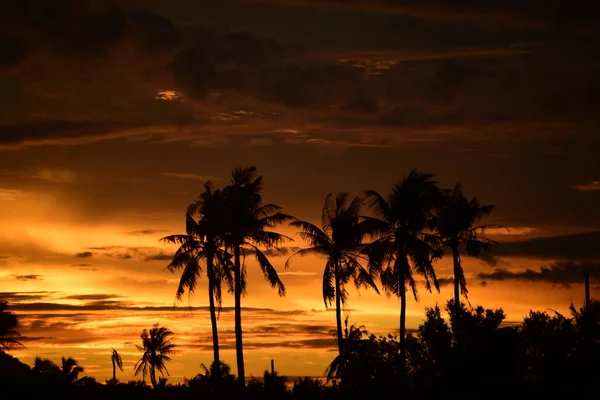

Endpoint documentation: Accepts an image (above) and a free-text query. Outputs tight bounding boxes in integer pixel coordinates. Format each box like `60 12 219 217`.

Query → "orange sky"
1 0 599 384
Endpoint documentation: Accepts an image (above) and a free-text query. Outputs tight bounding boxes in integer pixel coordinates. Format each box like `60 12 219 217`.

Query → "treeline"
1 298 599 399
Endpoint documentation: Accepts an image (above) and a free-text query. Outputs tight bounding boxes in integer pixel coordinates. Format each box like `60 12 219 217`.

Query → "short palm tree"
222 166 293 386
364 170 443 364
435 183 497 310
61 356 84 384
32 357 60 377
110 348 124 384
134 324 177 388
287 193 378 356
162 182 233 367
0 301 23 352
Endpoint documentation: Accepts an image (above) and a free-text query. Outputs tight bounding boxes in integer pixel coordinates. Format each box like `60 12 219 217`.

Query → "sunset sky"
1 0 599 384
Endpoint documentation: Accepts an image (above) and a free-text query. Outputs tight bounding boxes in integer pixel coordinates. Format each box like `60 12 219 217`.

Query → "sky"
0 0 599 384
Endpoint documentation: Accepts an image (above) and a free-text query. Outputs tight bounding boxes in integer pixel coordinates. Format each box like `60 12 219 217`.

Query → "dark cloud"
126 229 167 236
74 251 93 258
260 246 302 257
436 277 454 287
246 0 599 32
0 292 53 303
71 263 93 267
11 274 43 281
478 231 600 265
144 252 173 262
477 261 600 288
7 300 307 314
0 36 28 68
221 323 330 335
117 254 132 260
1 0 181 63
62 294 121 301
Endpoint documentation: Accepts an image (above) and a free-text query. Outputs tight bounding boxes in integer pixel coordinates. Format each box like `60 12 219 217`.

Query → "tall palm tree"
60 356 84 384
134 324 177 388
222 166 293 386
435 183 497 310
0 301 23 352
111 348 124 384
161 182 233 367
364 170 443 365
287 193 378 356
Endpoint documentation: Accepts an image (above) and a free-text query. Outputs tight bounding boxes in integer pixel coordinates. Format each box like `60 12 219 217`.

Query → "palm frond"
364 190 391 221
252 246 286 296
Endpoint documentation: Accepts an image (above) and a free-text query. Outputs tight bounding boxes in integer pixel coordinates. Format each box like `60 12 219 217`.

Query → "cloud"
161 172 221 181
62 294 121 301
260 246 302 257
126 229 167 236
11 274 43 281
478 231 600 264
74 251 93 258
477 261 600 288
0 292 54 305
144 252 173 262
572 181 600 191
436 277 454 287
245 0 597 32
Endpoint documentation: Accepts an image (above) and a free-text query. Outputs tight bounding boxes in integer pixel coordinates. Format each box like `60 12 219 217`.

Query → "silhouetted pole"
585 270 590 311
270 359 275 374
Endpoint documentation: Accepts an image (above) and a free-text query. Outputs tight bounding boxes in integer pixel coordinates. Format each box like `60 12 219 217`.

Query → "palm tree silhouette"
32 357 60 377
435 183 498 309
60 356 84 384
110 348 124 384
134 324 177 388
287 193 378 356
0 301 23 352
161 182 233 367
222 166 293 386
364 170 443 365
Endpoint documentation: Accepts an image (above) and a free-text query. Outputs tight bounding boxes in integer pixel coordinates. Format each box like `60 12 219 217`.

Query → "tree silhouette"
0 301 23 352
32 357 60 377
134 324 177 388
60 356 84 384
364 170 443 365
287 193 378 356
162 182 233 367
435 183 497 309
222 166 293 386
110 348 124 385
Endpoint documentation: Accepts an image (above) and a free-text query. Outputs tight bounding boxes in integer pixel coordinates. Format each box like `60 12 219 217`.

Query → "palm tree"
0 301 23 352
60 356 84 384
32 357 60 377
110 348 124 384
161 182 233 367
287 193 378 356
364 170 443 365
134 324 177 388
435 183 497 310
222 166 293 386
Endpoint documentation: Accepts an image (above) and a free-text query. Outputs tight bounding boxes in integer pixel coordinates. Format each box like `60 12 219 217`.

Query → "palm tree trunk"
150 368 157 389
233 244 245 387
334 261 343 356
452 244 460 312
207 254 220 367
399 276 407 368
112 357 116 383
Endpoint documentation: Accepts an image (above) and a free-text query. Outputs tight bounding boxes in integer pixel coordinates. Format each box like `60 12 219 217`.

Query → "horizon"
1 0 599 385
